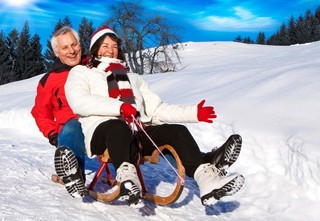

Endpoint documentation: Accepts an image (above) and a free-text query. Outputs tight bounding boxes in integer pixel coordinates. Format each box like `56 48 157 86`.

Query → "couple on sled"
32 25 244 207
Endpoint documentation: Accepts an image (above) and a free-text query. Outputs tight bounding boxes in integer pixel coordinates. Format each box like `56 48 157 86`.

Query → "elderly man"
31 26 87 197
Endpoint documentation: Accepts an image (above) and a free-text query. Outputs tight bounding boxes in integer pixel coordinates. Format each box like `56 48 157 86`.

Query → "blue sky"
0 0 319 50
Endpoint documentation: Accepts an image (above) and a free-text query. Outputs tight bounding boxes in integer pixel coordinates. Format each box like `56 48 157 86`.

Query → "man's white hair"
50 26 80 53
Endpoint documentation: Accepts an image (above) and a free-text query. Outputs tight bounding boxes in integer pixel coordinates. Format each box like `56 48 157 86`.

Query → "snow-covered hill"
1 41 320 221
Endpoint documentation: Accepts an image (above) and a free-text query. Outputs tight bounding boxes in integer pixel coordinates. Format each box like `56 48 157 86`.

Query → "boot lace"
206 164 226 178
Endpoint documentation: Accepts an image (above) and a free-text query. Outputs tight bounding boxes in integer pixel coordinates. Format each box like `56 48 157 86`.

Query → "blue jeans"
58 119 86 178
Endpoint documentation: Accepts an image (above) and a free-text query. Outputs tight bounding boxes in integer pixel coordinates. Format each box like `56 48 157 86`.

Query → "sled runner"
51 174 64 185
88 144 185 206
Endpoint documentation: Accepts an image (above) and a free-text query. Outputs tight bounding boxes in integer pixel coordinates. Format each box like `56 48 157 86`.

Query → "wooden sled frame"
87 144 185 206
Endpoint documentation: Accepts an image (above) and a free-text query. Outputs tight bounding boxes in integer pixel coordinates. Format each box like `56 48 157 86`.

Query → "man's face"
54 32 81 66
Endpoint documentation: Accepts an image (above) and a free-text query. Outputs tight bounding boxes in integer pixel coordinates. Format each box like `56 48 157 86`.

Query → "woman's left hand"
197 100 217 123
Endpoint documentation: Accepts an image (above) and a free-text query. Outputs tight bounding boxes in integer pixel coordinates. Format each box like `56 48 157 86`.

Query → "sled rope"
132 116 185 185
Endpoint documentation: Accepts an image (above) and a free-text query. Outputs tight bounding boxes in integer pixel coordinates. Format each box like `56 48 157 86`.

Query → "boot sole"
201 174 245 206
217 134 242 170
119 180 143 207
54 146 87 197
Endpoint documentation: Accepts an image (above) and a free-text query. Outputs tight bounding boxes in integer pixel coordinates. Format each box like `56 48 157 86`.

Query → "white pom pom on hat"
90 25 117 50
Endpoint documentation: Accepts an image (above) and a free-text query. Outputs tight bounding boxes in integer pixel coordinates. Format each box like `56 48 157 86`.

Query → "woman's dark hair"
90 33 125 61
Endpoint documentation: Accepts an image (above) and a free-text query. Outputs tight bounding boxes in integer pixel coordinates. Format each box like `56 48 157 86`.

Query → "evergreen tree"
6 29 19 73
313 7 320 41
256 32 266 44
316 6 320 19
14 21 34 80
29 34 46 78
287 16 297 44
78 17 94 56
278 23 290 45
295 15 306 43
303 9 313 43
266 33 278 45
0 31 13 85
233 35 242 42
243 36 254 44
62 16 72 27
267 23 289 45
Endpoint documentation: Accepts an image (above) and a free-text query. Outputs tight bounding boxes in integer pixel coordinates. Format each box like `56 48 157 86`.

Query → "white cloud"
234 6 255 20
192 6 277 32
152 5 180 14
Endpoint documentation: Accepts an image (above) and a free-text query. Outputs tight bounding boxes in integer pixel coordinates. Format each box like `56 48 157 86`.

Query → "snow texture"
0 41 319 220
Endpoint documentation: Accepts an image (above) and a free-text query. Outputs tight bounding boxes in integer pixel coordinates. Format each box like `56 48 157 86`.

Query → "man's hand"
49 133 58 147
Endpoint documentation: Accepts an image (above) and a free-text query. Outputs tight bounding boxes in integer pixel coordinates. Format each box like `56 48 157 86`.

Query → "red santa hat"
90 25 117 50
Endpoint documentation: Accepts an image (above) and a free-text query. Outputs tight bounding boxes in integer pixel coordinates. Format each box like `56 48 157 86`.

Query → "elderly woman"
65 25 244 207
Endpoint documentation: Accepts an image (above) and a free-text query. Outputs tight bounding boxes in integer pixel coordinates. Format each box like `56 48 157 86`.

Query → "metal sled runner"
87 144 185 206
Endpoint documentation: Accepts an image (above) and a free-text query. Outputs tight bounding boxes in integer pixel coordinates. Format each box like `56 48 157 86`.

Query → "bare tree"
106 1 182 74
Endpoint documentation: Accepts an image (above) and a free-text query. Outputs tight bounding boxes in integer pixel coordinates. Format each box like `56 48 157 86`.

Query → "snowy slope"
0 41 320 221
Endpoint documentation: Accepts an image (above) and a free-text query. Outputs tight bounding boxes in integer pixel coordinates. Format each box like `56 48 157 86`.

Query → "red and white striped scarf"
92 57 136 105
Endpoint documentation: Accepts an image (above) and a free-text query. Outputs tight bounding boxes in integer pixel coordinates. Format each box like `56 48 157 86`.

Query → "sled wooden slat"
88 184 120 203
142 145 185 205
87 144 185 206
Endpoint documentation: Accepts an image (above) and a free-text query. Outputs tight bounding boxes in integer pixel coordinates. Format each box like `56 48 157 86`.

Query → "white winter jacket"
65 58 198 157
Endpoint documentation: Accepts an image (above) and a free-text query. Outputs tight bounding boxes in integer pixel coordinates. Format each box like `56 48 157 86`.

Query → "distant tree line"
0 22 46 85
0 16 94 85
2 3 319 85
234 7 320 45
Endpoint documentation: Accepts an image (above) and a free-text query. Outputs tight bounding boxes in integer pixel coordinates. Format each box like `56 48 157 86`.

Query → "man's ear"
53 49 59 57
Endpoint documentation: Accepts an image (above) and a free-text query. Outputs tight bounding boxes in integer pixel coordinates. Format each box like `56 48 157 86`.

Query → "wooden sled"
88 144 185 206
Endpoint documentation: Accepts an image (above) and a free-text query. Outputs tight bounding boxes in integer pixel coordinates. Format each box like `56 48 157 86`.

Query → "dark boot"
203 134 242 171
54 146 87 197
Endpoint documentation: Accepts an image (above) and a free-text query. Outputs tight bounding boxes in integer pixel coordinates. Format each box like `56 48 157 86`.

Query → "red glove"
197 100 217 123
120 103 137 122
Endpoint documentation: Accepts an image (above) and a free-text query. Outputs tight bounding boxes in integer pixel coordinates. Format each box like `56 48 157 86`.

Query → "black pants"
90 119 204 177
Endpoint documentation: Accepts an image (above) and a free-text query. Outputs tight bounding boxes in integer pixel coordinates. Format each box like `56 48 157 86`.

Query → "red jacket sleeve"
31 81 58 138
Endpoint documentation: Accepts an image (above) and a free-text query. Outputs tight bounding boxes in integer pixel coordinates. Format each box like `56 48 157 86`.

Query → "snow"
1 41 320 220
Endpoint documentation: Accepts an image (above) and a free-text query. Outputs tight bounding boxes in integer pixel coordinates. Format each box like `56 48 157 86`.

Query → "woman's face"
97 35 118 59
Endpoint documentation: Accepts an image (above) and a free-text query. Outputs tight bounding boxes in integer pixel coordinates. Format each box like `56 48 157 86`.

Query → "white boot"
194 163 245 206
116 162 142 207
